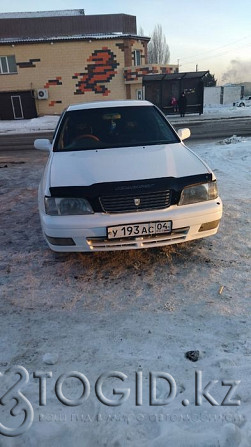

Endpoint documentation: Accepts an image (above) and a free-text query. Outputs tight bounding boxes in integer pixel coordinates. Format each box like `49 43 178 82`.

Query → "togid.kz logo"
1 365 241 437
0 366 34 437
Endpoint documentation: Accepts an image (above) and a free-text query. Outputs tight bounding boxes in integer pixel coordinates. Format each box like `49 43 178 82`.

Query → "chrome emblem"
134 198 141 206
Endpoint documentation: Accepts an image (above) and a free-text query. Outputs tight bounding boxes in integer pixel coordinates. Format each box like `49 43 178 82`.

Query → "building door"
0 91 37 120
11 95 24 119
136 87 145 100
136 89 142 100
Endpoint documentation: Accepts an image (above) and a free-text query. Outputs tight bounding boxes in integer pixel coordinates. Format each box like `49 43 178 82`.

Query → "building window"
134 50 141 66
0 55 17 74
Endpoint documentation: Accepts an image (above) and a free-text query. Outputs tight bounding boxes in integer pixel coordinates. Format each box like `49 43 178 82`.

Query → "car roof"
67 100 153 112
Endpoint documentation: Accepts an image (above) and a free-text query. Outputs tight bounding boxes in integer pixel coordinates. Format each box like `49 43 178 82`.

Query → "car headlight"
178 182 218 206
44 197 94 215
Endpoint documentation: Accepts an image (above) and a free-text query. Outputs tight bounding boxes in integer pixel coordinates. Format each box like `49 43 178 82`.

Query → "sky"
1 0 251 84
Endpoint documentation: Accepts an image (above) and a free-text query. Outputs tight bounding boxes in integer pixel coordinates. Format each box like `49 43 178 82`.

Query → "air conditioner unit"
37 89 48 100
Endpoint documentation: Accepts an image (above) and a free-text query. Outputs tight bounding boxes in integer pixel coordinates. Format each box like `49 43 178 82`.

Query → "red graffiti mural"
73 47 119 96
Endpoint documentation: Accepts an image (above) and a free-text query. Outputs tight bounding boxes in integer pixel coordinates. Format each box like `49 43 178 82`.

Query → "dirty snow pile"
218 135 245 145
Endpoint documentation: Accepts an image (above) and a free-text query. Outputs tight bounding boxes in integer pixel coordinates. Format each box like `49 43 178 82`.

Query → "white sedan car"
34 100 222 252
235 96 251 107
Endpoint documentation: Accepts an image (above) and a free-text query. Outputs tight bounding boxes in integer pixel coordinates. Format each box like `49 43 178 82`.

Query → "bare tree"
147 24 170 64
138 26 144 36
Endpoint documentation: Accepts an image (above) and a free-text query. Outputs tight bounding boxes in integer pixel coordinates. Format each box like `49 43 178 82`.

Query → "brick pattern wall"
125 65 175 82
44 77 62 88
16 58 41 68
125 66 158 82
49 100 62 107
0 40 126 114
72 47 119 96
0 39 177 115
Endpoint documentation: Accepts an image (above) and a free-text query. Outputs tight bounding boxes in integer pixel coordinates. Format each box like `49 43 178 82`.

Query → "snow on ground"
0 110 250 446
0 115 59 134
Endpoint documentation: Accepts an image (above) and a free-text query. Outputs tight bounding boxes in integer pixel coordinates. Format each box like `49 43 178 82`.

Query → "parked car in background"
34 100 222 252
234 96 251 107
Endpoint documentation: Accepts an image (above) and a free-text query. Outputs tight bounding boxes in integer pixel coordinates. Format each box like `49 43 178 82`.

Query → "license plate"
107 221 172 240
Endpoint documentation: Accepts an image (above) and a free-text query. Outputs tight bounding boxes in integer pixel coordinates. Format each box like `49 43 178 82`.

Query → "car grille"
86 227 189 251
99 190 171 213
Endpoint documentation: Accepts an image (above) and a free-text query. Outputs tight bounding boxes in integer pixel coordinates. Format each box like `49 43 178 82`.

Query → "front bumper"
40 199 223 252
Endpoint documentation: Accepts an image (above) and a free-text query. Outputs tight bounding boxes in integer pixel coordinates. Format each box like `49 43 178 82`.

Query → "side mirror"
177 128 191 141
34 139 52 152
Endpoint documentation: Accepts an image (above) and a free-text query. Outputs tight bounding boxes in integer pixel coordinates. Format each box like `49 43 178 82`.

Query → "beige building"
0 10 178 119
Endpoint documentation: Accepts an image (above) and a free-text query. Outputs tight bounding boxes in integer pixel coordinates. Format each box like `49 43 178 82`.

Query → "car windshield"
54 105 179 151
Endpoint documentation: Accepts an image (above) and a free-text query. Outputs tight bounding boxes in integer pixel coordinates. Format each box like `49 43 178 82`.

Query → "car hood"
49 143 210 187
